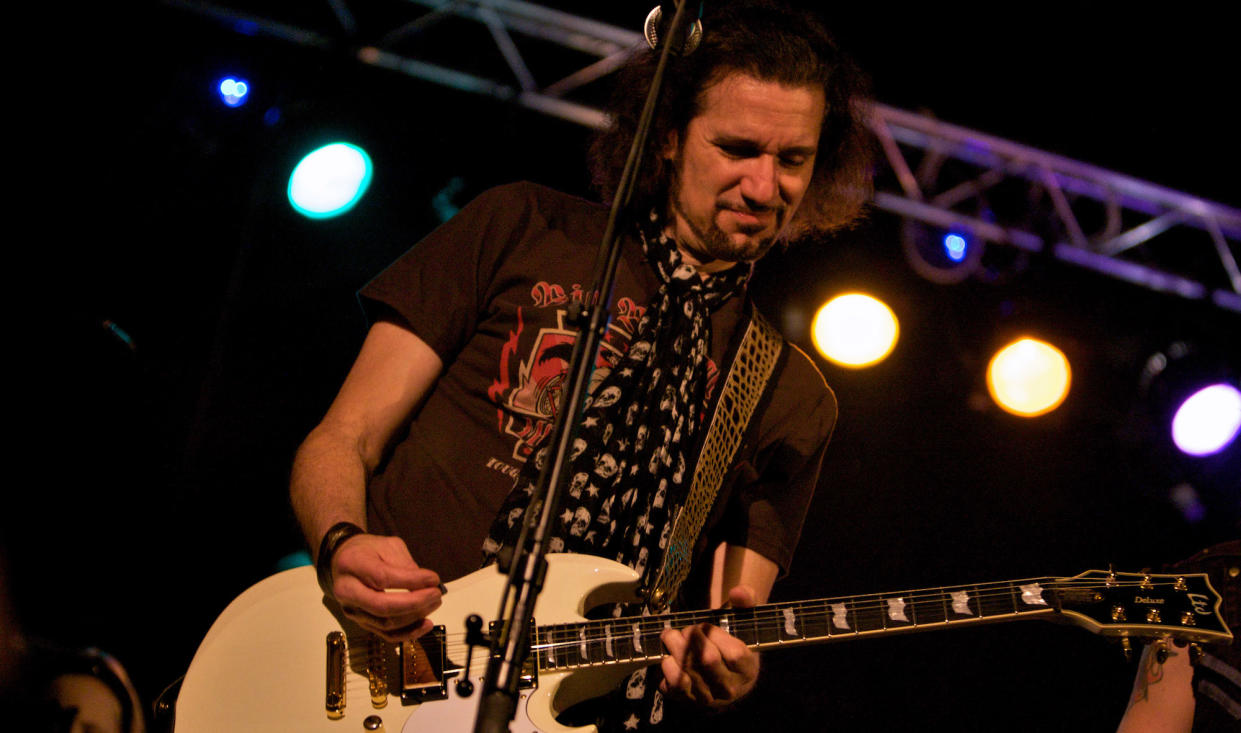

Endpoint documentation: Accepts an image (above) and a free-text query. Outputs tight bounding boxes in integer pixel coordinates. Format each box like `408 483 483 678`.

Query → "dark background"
7 2 1238 731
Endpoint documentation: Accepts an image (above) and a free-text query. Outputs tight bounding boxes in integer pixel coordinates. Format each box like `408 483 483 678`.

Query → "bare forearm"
290 422 373 555
1116 641 1195 733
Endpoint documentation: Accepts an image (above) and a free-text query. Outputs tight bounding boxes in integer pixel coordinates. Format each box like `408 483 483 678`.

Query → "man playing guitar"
289 2 874 729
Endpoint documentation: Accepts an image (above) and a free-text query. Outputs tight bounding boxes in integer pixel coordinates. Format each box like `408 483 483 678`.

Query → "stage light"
287 142 373 220
902 221 982 284
811 293 899 368
218 77 250 107
943 233 968 263
1170 383 1241 456
986 337 1071 417
1140 342 1241 458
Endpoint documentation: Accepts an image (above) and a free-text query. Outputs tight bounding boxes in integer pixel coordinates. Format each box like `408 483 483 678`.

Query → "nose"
739 155 780 210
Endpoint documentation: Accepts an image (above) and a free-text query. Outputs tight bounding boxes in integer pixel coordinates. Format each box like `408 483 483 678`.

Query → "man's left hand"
658 585 760 708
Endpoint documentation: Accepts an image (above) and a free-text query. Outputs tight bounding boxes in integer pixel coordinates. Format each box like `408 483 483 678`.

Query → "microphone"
644 3 702 54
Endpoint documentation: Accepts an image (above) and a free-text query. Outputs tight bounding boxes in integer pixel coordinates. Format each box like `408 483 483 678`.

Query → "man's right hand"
326 533 443 641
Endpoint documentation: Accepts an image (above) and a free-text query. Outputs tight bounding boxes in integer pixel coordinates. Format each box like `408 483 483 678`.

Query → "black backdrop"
8 3 1238 731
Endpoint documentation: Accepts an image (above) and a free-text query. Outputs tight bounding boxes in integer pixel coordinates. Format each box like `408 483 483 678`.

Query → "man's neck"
668 230 742 278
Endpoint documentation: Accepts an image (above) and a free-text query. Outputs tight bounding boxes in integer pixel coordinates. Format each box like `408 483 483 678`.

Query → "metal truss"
164 0 1241 313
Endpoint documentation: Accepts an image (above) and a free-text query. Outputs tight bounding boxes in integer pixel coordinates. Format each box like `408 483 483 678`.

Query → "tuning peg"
1154 641 1169 665
1188 643 1204 666
1121 638 1134 662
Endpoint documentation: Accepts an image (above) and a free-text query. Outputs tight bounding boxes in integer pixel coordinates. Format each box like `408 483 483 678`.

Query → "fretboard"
531 577 1060 671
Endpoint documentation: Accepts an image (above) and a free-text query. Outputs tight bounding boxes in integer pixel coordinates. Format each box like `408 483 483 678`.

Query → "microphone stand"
472 3 698 732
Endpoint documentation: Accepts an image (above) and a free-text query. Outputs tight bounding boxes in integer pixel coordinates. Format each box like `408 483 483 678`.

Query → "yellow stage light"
986 337 1071 417
811 293 899 368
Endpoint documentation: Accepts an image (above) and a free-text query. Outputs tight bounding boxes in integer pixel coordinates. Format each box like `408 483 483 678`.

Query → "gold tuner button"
1154 641 1169 664
1112 605 1127 622
1174 576 1187 590
1181 611 1196 626
1189 643 1204 666
1121 638 1134 661
363 714 385 731
1146 608 1162 624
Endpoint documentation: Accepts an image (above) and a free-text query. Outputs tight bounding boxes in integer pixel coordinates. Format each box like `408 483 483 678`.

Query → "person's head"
590 1 874 264
28 646 146 733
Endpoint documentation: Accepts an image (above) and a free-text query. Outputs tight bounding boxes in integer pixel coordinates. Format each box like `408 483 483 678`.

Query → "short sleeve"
718 343 837 575
357 183 537 361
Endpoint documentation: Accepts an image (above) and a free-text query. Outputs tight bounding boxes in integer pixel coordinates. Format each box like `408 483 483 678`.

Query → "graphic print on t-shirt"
486 281 721 468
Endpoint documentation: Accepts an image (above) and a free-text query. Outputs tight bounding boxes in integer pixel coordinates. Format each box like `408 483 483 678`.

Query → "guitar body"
176 554 647 733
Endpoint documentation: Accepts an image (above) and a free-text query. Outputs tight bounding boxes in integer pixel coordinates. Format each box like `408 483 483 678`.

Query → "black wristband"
316 521 365 593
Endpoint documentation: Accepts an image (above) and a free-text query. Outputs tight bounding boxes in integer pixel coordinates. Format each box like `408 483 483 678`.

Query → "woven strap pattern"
646 309 783 609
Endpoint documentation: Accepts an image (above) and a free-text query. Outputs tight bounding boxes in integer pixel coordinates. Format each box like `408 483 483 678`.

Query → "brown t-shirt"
359 181 836 599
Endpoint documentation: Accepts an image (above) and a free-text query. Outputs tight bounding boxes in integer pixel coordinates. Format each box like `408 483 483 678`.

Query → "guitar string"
433 578 1187 652
519 579 1188 658
384 578 1195 659
327 578 1206 691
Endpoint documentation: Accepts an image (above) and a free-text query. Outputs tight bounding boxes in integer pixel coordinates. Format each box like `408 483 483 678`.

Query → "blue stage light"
218 77 250 108
943 233 968 262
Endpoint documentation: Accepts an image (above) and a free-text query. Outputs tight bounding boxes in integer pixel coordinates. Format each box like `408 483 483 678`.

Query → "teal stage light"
287 142 374 220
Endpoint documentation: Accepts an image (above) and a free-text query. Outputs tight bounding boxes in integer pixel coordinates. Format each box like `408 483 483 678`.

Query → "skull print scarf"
481 213 750 729
482 210 750 586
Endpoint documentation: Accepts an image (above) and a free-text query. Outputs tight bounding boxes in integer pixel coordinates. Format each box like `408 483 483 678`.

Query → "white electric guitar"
175 554 1231 732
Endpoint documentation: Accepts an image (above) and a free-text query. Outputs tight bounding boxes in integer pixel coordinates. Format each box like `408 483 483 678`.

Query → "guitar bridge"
400 625 449 704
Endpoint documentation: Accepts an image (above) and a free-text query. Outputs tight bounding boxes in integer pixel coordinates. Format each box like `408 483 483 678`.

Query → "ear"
660 130 679 161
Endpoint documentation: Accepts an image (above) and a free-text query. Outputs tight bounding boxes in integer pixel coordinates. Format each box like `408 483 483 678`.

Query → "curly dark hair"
589 0 875 239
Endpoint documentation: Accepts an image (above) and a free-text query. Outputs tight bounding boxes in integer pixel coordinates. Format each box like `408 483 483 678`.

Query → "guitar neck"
533 577 1062 671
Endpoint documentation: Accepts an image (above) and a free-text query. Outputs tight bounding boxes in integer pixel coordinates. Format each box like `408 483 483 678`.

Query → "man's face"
665 73 825 271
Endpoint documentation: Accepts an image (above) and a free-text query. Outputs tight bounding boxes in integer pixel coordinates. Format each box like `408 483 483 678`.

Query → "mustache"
718 201 785 224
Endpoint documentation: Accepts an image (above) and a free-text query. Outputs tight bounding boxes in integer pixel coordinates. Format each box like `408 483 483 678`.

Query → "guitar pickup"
400 625 449 704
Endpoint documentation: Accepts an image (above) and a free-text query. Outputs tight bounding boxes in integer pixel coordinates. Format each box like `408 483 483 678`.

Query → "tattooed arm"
1115 638 1195 733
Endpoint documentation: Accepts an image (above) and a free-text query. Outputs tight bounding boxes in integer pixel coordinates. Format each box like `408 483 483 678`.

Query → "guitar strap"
645 305 784 611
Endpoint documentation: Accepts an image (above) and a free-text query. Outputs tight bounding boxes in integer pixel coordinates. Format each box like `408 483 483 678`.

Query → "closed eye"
717 142 761 159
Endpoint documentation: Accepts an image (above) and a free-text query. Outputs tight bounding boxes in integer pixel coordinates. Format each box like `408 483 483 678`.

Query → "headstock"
1051 570 1232 644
